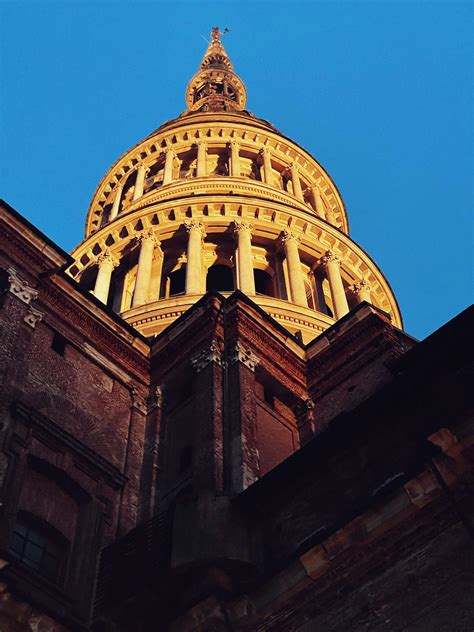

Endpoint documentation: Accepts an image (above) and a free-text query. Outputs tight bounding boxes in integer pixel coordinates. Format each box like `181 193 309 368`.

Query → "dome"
69 28 402 342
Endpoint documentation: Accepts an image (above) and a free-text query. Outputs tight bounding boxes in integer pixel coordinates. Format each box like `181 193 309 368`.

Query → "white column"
230 141 241 177
351 279 372 304
233 221 255 295
133 163 148 201
196 140 207 177
290 163 304 201
163 149 175 185
309 185 326 220
132 230 159 307
260 148 273 185
281 230 308 307
109 184 123 221
321 251 349 319
185 220 206 295
94 250 118 304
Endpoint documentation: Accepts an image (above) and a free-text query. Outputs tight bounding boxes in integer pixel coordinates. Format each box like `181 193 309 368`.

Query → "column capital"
290 161 301 172
6 267 38 305
281 229 301 245
350 278 371 294
195 139 207 148
233 220 253 235
97 249 119 268
136 229 160 246
260 146 272 156
191 342 223 372
165 147 176 157
229 342 260 372
136 161 148 170
229 139 241 148
320 250 340 267
184 219 206 237
24 305 44 329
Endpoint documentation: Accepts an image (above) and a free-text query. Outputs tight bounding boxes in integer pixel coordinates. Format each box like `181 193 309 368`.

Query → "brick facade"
0 201 473 631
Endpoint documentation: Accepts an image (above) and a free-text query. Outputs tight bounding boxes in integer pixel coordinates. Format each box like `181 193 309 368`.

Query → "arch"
206 264 234 292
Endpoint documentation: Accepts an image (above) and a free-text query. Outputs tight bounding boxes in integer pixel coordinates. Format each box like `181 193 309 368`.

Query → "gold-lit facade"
70 28 401 341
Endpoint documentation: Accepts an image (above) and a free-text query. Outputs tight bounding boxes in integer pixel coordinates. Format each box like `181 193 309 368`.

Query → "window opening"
9 516 67 582
254 269 274 297
206 265 234 292
169 267 186 296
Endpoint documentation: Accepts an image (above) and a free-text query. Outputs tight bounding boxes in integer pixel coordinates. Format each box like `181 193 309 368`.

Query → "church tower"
1 27 470 632
69 27 401 342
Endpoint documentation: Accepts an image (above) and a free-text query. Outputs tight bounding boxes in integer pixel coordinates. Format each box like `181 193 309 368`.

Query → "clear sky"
1 1 472 340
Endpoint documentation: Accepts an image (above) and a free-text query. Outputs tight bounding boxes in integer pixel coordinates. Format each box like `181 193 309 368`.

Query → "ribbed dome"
69 29 402 341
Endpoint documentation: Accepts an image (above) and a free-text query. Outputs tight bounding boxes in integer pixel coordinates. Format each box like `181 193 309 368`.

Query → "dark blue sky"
1 1 472 339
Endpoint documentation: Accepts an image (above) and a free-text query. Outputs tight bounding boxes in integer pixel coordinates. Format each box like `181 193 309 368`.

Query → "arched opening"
169 267 186 297
254 269 275 297
206 264 234 292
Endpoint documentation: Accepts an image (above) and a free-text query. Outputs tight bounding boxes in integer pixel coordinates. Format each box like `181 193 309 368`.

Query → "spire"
185 27 247 113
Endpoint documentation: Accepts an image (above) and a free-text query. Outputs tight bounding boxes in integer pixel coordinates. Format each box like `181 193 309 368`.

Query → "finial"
211 26 230 42
185 26 246 113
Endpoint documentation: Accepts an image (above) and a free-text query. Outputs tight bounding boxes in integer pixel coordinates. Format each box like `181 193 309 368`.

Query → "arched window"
254 269 275 297
206 264 234 292
169 267 186 296
9 512 68 583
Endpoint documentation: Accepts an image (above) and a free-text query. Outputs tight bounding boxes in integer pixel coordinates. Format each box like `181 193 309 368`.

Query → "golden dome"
69 28 402 341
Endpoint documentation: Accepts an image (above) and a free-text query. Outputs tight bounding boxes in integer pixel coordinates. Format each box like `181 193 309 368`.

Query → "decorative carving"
320 250 340 267
97 249 119 268
233 220 253 235
136 229 160 246
351 278 371 295
191 342 223 372
130 385 148 414
148 385 164 410
229 342 260 372
24 305 44 329
281 229 301 245
7 267 38 305
184 219 206 236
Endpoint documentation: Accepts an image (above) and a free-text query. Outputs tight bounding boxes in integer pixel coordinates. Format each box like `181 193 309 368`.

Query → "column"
163 148 175 185
94 250 118 304
133 163 148 201
185 220 206 295
281 230 308 307
290 163 304 201
132 230 159 307
309 185 326 220
196 140 207 177
230 141 241 177
326 209 336 225
109 183 123 221
234 221 255 295
260 147 273 185
351 279 372 304
321 251 349 319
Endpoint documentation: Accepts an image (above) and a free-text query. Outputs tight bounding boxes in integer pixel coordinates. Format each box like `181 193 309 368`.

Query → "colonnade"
107 142 330 222
92 225 371 318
